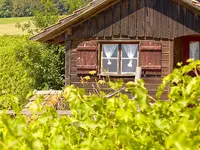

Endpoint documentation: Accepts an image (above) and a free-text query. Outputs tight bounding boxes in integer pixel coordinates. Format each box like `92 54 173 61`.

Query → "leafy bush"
0 60 200 149
0 35 33 108
0 35 65 109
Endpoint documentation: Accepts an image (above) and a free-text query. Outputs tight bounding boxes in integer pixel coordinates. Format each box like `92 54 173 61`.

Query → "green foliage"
32 0 59 31
0 61 200 149
11 0 40 17
0 35 65 109
0 0 91 18
0 35 34 109
66 0 89 14
0 0 12 17
16 0 91 34
0 0 40 18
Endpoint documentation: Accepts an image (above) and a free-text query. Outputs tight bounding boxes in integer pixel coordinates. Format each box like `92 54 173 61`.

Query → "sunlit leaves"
1 61 200 149
0 35 65 109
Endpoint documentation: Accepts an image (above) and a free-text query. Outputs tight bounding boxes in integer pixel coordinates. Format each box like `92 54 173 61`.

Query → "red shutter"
139 41 162 75
77 41 97 74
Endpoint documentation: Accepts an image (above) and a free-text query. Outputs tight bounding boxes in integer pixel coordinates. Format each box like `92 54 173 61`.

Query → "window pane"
190 42 200 60
122 44 138 58
122 59 137 73
102 44 118 58
102 59 117 73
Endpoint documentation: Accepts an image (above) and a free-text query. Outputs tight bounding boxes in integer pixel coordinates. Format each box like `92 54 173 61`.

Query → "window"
101 43 139 75
190 41 200 60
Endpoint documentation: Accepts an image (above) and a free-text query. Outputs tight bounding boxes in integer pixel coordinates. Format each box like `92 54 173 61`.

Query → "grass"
0 16 66 35
0 17 32 35
0 17 31 24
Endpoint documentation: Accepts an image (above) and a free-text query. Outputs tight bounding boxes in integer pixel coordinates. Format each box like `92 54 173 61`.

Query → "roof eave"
173 0 200 15
31 0 200 43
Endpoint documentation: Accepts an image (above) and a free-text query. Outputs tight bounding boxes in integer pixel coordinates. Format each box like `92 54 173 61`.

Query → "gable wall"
71 0 200 40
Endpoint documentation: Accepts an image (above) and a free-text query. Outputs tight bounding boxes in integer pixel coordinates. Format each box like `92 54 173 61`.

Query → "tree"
33 0 59 30
12 0 40 17
66 0 91 14
0 0 12 17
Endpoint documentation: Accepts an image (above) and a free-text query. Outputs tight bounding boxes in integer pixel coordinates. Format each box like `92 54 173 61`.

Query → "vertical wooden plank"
91 17 97 38
188 10 194 35
153 0 160 38
82 21 89 39
121 0 129 36
137 0 145 37
162 0 169 39
184 9 196 35
177 5 184 37
191 12 197 35
97 12 105 38
174 37 184 67
168 0 174 39
172 2 178 38
194 14 199 34
88 19 92 38
198 16 200 34
129 0 137 37
184 8 189 35
112 3 121 36
72 24 82 40
104 8 113 37
169 40 174 73
145 0 154 37
65 35 72 85
98 44 101 74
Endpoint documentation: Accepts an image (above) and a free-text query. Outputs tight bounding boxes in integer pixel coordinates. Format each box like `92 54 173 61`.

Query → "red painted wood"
77 41 98 74
183 36 200 64
139 41 162 75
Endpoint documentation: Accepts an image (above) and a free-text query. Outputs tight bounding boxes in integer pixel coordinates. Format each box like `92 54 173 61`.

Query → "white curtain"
122 44 138 67
190 42 199 60
103 44 117 65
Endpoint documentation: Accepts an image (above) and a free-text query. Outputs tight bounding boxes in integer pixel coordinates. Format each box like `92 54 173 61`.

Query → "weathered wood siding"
66 0 200 99
71 0 200 40
69 39 170 99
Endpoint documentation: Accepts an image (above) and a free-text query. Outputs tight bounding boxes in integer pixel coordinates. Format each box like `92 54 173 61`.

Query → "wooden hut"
31 0 200 98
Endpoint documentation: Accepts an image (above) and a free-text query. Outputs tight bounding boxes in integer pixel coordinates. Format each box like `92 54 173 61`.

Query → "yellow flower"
187 58 194 63
80 77 84 84
84 76 90 81
98 80 106 85
177 62 182 67
89 70 96 75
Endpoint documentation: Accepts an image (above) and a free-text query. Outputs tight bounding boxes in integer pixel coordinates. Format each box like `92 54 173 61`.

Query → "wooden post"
135 67 142 83
65 31 72 85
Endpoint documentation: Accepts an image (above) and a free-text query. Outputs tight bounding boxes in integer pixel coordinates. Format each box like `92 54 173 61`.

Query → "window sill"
98 73 136 77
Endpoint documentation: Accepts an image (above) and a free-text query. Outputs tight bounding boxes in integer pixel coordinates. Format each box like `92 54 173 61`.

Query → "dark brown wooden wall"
71 0 200 40
68 39 170 99
173 37 184 67
66 0 200 99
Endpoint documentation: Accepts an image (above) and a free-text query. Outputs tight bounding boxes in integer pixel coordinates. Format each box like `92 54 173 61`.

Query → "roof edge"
30 0 119 42
30 0 200 43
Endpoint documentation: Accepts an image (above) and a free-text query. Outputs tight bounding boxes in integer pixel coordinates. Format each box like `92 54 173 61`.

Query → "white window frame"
100 43 139 76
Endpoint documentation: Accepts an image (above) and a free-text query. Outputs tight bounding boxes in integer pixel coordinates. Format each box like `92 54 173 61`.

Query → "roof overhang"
173 0 200 15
